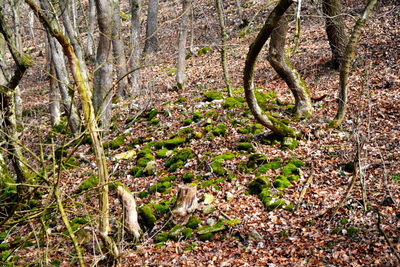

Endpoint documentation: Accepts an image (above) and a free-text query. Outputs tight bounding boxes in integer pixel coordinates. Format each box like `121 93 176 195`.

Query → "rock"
143 160 157 175
203 193 215 204
112 150 137 161
248 230 263 241
226 192 234 201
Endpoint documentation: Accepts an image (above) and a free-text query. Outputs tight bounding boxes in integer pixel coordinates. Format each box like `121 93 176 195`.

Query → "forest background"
0 0 399 265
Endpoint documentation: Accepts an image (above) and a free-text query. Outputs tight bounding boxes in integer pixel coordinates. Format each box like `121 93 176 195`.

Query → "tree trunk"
26 0 119 258
215 0 232 97
49 56 61 127
331 0 378 128
172 185 198 225
112 0 130 99
243 0 299 138
129 0 142 95
41 0 81 133
322 0 348 70
176 0 191 89
86 0 96 61
0 6 32 192
93 0 113 128
143 0 159 54
267 10 313 119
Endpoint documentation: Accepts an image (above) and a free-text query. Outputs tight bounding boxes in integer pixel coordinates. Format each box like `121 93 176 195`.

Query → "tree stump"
172 185 198 225
117 186 141 239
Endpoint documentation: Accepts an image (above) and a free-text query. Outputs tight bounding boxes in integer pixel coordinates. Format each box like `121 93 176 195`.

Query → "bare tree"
86 0 96 61
93 0 113 128
176 0 192 89
322 0 348 69
129 0 142 95
331 0 378 128
143 0 159 54
267 9 313 119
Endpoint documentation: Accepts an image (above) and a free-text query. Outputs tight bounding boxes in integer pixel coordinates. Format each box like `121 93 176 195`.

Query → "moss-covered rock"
186 215 201 229
256 160 281 175
76 176 98 193
148 181 172 194
156 225 193 242
222 97 244 109
265 199 287 211
259 188 272 206
273 176 291 189
237 142 254 152
143 160 157 176
287 175 300 182
281 163 298 176
192 112 203 122
182 172 195 183
165 148 195 172
288 159 305 168
156 148 169 158
204 91 223 101
214 152 235 161
247 153 268 168
174 97 187 104
237 123 264 135
104 136 125 150
281 137 299 150
129 166 143 177
259 133 283 145
138 205 157 230
212 124 228 137
164 137 186 149
197 219 240 235
137 153 155 168
210 160 227 176
183 118 193 126
248 176 270 195
146 109 158 120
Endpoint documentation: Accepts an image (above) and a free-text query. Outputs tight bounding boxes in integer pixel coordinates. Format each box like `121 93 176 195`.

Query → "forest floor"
2 0 399 266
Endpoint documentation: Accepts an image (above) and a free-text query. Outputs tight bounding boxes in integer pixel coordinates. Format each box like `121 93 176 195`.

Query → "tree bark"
93 0 113 128
176 0 191 89
331 0 377 128
322 0 348 70
26 0 119 258
86 0 96 61
129 0 142 95
49 55 61 127
215 0 232 97
267 10 313 119
112 0 130 99
243 0 299 138
0 5 32 191
143 0 159 54
172 185 198 225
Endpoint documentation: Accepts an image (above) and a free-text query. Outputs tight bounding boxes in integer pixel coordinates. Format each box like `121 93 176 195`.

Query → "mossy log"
243 0 299 138
116 186 141 239
172 185 198 225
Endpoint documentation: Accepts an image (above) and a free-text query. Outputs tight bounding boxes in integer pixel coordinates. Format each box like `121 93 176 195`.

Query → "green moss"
129 166 142 177
204 91 223 101
174 97 187 104
139 205 157 229
287 175 299 182
199 233 214 241
186 216 201 229
165 148 195 172
237 123 264 135
210 160 226 176
76 176 98 193
0 243 9 252
281 163 298 176
197 46 211 56
156 232 169 243
205 110 218 119
214 152 235 161
247 153 268 168
148 181 172 194
346 226 358 237
281 137 299 149
182 172 195 183
156 148 169 158
192 112 203 122
248 176 270 195
160 175 176 183
273 176 291 189
259 188 272 206
259 133 283 145
104 136 125 150
149 119 160 125
197 219 239 235
138 191 149 198
175 127 194 138
256 160 281 175
222 97 243 109
0 175 17 201
237 142 254 152
255 90 277 110
212 124 227 137
183 118 193 126
284 203 295 211
137 154 155 168
146 109 158 120
164 137 186 149
55 148 68 160
265 199 287 211
184 242 198 251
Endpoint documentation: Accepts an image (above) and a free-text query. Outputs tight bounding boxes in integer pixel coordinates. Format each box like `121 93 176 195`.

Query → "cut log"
172 185 198 225
116 186 141 239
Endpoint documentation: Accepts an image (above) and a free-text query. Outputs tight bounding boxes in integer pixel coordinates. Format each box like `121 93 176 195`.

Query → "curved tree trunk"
331 0 378 128
176 0 191 89
112 0 130 99
93 0 113 128
322 0 348 70
129 0 142 96
267 10 313 119
243 0 298 138
215 0 232 97
143 0 159 54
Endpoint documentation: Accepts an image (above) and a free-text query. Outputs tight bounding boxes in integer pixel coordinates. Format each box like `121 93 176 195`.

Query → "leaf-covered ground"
2 0 399 266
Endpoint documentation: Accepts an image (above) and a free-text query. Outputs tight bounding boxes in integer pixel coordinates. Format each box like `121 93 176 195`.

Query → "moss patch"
204 91 223 101
248 176 270 195
104 136 125 150
76 176 98 193
165 148 195 172
237 142 254 152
